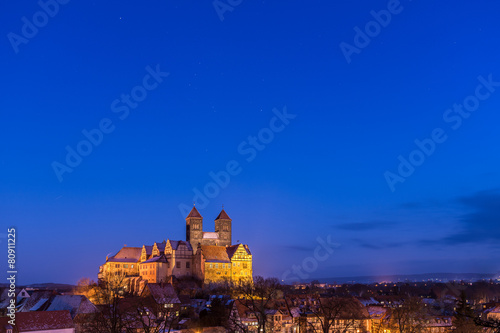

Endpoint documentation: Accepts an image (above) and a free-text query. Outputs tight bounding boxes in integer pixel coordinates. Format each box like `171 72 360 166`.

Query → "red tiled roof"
144 283 181 304
187 206 202 218
0 310 74 331
201 245 230 263
109 246 142 262
215 209 231 220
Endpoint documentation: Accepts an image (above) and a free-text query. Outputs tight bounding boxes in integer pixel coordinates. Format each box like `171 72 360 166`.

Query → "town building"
0 310 75 333
98 207 253 287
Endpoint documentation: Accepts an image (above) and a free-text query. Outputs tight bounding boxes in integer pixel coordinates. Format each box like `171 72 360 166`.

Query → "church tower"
215 208 232 247
186 206 203 250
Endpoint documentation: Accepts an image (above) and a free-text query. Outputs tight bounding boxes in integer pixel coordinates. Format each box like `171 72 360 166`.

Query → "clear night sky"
2 0 500 285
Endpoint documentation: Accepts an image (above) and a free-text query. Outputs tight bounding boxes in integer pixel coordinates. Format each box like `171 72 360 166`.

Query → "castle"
98 207 253 289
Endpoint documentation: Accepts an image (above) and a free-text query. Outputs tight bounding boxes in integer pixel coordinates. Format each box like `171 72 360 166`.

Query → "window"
115 264 120 268
131 264 134 268
124 264 128 268
215 264 218 268
186 262 190 268
176 262 181 268
243 263 247 269
210 264 213 268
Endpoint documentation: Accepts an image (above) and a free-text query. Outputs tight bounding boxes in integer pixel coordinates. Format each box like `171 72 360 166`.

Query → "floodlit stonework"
98 207 253 286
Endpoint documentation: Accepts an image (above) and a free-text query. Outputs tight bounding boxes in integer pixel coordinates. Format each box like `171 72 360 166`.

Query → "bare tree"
126 294 179 333
81 273 132 333
230 276 282 333
388 297 426 333
302 296 369 333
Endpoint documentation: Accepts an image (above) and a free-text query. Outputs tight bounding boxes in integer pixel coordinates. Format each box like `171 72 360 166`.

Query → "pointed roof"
186 206 202 218
107 246 142 263
167 240 193 251
200 245 231 263
0 310 74 331
215 209 231 220
143 283 181 304
226 244 252 258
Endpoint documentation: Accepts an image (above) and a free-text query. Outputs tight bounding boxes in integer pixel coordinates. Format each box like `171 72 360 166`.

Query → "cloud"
442 189 500 245
335 220 396 231
352 238 405 250
421 189 500 246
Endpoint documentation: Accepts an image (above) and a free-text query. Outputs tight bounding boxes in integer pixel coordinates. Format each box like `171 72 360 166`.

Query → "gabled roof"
108 246 142 263
200 245 231 263
143 283 181 304
226 244 252 258
18 294 97 319
154 240 167 252
186 206 202 218
143 245 154 256
141 254 168 264
168 240 193 251
0 310 74 331
17 290 57 312
43 295 97 318
215 209 231 220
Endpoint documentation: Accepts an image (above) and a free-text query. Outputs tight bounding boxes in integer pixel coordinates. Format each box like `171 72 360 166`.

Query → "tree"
388 297 426 333
80 273 132 333
302 296 369 333
127 293 179 333
74 277 100 304
230 276 283 333
200 297 230 328
454 291 482 333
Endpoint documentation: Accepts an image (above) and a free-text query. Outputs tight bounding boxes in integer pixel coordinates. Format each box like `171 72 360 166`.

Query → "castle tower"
186 206 203 250
215 208 232 247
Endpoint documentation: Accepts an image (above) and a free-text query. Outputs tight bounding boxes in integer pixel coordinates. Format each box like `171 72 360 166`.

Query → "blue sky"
1 0 500 284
